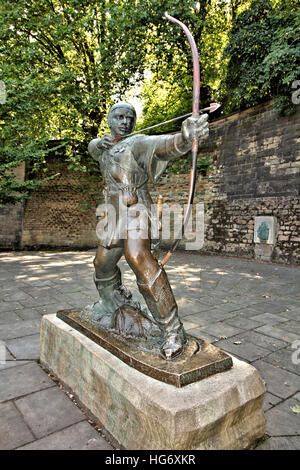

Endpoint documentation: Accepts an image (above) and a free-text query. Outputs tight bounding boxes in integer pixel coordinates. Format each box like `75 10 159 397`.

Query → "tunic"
88 133 190 247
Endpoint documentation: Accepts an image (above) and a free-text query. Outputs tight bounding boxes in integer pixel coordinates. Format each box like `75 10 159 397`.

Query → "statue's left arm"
88 134 112 161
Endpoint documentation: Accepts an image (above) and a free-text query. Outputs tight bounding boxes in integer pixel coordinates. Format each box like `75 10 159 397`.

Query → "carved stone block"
40 314 266 450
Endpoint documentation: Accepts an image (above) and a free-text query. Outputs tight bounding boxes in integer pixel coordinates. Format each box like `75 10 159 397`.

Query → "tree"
137 0 234 133
0 0 152 203
0 0 237 203
221 0 300 115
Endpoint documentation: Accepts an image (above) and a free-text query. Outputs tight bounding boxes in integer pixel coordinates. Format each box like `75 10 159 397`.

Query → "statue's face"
109 106 135 137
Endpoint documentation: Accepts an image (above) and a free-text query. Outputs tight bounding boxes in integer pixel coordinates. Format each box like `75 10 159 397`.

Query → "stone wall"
149 101 300 264
0 163 25 249
1 101 299 264
21 158 100 249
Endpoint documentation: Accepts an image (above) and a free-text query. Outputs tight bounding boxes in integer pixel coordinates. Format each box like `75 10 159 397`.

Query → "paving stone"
256 436 299 450
289 437 300 449
249 312 289 324
25 293 67 305
251 360 300 399
199 322 244 339
214 279 244 293
182 319 200 331
228 296 261 307
0 272 17 281
204 309 239 321
45 291 81 305
263 347 300 375
255 325 300 343
2 291 36 302
187 327 218 344
235 307 266 318
6 334 40 360
0 301 23 313
0 319 41 341
263 392 282 412
224 317 264 330
0 362 54 402
265 398 300 436
0 311 22 324
54 284 85 295
294 392 300 401
0 402 34 450
0 281 29 292
278 320 300 335
2 347 14 360
21 279 54 288
182 311 220 327
214 339 269 363
16 421 113 450
283 309 300 321
193 295 222 306
283 298 300 307
15 387 85 439
249 301 289 314
177 300 215 316
21 285 53 296
232 330 288 352
0 359 30 371
210 302 242 314
39 303 74 315
15 308 43 321
19 296 56 308
205 291 236 301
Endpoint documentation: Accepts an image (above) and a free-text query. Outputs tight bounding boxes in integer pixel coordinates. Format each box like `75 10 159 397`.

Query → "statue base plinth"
40 314 266 450
56 308 232 387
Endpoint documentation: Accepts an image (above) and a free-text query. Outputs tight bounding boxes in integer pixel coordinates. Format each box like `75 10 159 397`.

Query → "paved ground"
0 250 299 450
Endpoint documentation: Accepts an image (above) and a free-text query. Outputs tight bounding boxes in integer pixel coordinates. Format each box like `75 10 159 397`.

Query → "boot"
137 268 186 359
84 267 141 328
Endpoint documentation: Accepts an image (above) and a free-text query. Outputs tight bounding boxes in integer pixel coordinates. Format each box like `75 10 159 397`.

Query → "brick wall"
0 163 25 249
21 158 101 249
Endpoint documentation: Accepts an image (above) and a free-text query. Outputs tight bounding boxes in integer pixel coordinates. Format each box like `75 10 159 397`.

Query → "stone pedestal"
40 314 266 450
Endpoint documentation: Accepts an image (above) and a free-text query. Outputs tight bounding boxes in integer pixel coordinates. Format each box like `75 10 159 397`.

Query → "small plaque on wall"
254 216 278 245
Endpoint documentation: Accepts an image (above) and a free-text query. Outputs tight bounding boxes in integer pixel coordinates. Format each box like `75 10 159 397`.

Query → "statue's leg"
91 245 142 324
124 235 186 359
93 244 123 280
84 245 123 325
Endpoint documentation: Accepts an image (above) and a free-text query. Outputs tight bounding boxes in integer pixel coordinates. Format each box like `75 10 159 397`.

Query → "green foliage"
221 0 300 115
138 0 236 133
168 153 211 175
0 0 239 203
0 0 151 203
0 171 58 205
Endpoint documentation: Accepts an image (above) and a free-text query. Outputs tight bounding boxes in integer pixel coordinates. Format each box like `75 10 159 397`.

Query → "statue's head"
107 102 136 137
